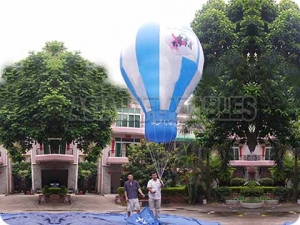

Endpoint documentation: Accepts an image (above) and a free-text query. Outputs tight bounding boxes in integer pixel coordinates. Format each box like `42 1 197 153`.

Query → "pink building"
96 102 194 194
0 101 194 195
230 140 275 180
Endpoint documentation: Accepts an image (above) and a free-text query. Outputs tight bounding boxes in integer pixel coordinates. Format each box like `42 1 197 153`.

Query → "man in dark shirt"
124 173 145 217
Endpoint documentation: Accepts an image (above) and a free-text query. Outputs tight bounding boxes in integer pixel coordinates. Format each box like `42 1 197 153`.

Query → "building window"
116 108 141 128
231 147 239 160
115 137 140 157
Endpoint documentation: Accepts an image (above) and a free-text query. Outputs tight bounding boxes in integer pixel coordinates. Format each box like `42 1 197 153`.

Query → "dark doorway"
41 170 68 188
111 171 122 194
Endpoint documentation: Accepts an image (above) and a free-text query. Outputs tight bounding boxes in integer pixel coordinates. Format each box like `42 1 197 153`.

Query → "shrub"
274 187 292 202
242 197 263 203
230 178 246 186
212 187 231 202
240 187 264 197
244 180 259 187
42 186 67 197
162 187 186 196
230 186 275 194
258 178 274 187
233 195 245 201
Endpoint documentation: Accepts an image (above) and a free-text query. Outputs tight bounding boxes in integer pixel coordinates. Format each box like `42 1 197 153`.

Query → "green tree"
12 161 32 193
0 41 129 162
175 140 204 204
191 0 300 153
78 161 97 192
122 140 176 188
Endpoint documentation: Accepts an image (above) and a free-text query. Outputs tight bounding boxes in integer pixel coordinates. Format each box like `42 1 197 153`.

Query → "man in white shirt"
147 172 164 219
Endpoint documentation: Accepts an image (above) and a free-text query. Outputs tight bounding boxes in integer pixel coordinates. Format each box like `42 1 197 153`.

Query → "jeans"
149 198 161 219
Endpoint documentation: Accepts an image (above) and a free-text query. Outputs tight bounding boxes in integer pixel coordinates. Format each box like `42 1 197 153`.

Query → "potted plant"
41 186 68 203
225 193 240 205
240 197 264 208
260 195 279 205
226 195 245 205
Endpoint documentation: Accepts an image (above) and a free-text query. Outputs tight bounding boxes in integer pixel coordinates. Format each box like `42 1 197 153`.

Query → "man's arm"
137 182 145 197
159 179 164 188
124 185 128 201
138 188 145 197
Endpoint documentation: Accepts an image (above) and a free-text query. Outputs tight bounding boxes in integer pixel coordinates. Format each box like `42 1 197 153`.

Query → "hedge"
240 187 264 197
212 187 231 202
230 178 246 186
117 186 186 196
212 186 293 202
229 186 275 194
42 186 67 197
258 178 274 186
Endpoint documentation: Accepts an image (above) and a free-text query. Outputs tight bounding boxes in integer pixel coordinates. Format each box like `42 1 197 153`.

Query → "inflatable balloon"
120 22 204 143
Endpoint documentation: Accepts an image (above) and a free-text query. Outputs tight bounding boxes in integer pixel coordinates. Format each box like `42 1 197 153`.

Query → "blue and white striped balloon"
120 22 204 143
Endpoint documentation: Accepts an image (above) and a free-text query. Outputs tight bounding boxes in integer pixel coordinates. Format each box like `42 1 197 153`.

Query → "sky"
1 0 300 87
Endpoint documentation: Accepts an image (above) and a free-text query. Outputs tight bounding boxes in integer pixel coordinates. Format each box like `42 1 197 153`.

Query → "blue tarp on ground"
126 207 161 224
0 211 221 225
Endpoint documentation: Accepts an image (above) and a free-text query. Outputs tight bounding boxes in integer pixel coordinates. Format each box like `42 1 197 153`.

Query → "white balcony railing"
35 148 75 163
107 150 129 164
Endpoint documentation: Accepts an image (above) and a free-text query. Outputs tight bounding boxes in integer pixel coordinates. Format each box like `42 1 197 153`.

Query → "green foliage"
12 162 31 179
78 162 97 179
233 195 245 201
117 187 124 195
191 0 300 156
270 151 295 186
230 186 275 194
230 178 246 186
77 161 97 191
0 41 129 161
240 187 264 197
122 140 177 188
42 186 67 198
212 186 231 202
258 178 274 186
175 140 206 204
274 186 293 201
241 197 263 203
245 180 259 187
161 187 186 196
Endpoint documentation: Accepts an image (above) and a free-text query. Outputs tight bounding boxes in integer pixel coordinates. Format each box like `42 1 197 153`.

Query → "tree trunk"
206 148 211 203
293 148 298 202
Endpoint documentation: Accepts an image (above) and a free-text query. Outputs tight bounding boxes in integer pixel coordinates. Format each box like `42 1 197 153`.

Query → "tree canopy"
0 41 129 162
191 0 300 151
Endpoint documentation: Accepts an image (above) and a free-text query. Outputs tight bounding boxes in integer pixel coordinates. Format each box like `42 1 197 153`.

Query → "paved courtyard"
0 194 299 225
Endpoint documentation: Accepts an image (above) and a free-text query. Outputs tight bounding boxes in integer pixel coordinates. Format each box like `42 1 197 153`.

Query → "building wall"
0 166 7 194
102 165 111 194
0 146 7 165
32 162 77 190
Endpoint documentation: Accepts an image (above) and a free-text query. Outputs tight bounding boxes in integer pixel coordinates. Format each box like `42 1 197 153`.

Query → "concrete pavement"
0 194 299 225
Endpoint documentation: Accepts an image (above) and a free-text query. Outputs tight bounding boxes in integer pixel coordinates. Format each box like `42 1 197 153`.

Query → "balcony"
107 150 129 164
230 154 275 167
0 152 3 165
112 125 144 136
35 148 75 164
